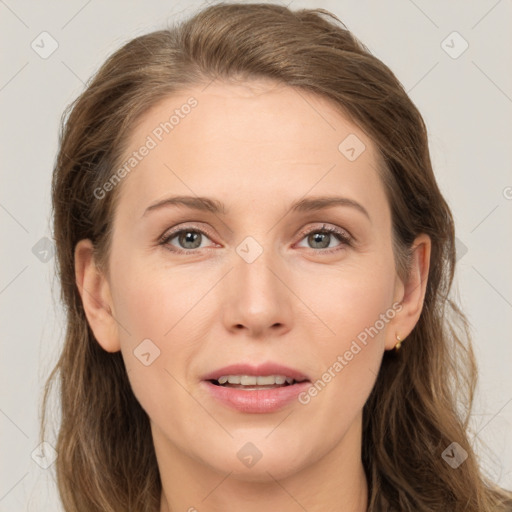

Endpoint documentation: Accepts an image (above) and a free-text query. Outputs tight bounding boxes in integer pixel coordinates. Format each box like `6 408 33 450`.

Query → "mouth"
201 363 311 413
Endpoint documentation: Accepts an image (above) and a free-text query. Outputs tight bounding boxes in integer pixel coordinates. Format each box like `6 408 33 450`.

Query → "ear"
385 233 431 350
74 239 120 353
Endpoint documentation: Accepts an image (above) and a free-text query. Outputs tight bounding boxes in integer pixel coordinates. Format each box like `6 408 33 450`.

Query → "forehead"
113 79 388 223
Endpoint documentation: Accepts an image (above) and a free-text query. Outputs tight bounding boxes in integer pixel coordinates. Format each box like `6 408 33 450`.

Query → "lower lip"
202 380 311 413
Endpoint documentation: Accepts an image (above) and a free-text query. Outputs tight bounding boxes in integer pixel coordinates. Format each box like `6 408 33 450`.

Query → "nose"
221 243 294 339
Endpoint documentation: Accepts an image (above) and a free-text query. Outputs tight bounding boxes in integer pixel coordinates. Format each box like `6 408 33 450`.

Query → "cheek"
110 251 206 342
297 253 396 400
297 249 396 341
108 253 205 407
110 261 204 430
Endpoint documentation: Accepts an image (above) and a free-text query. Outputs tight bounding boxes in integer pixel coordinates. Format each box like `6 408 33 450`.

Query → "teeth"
216 375 297 386
241 375 257 385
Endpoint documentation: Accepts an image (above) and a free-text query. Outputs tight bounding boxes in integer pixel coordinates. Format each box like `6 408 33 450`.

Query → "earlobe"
386 234 431 350
74 239 120 353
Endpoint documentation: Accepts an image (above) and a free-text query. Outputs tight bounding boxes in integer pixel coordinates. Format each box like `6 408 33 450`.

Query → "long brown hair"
41 2 512 510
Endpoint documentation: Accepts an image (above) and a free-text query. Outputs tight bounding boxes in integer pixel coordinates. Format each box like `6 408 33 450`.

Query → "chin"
199 435 313 482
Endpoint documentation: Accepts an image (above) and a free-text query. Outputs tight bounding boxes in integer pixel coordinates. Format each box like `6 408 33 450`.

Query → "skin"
75 79 430 512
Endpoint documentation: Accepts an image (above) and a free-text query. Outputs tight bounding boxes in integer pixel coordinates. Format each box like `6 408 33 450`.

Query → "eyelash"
159 223 352 255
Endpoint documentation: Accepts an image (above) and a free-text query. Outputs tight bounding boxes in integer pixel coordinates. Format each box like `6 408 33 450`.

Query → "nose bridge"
222 235 292 334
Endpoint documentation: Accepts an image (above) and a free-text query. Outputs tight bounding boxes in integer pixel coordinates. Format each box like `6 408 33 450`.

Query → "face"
82 79 414 482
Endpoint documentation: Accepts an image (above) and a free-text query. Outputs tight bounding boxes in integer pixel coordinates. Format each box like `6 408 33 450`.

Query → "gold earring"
395 334 402 351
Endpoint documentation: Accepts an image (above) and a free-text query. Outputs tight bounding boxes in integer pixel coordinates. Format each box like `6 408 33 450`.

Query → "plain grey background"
1 0 511 509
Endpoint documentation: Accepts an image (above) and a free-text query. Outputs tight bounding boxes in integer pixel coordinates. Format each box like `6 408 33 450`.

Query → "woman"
41 2 512 510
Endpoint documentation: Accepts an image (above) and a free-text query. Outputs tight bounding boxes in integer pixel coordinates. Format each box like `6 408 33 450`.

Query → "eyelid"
295 223 352 242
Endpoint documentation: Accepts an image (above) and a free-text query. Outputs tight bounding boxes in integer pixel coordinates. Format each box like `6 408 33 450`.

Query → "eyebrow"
142 195 371 221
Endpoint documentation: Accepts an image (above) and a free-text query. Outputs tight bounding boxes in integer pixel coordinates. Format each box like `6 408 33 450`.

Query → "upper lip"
202 362 310 382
